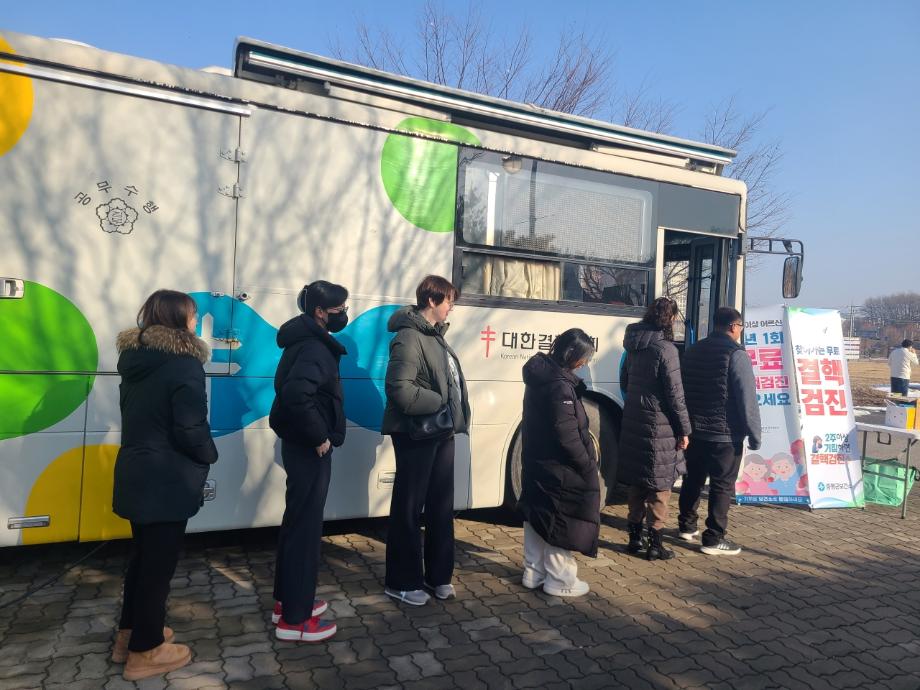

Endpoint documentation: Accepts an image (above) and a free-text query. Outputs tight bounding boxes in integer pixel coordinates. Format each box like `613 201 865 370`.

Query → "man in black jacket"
678 307 761 555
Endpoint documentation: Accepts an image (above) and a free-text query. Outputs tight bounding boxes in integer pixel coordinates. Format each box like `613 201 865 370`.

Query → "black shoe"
646 528 675 561
626 522 645 554
701 539 742 556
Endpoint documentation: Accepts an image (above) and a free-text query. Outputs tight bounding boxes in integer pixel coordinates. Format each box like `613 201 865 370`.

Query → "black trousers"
385 433 455 591
678 439 743 546
273 441 332 625
119 519 187 652
891 377 910 395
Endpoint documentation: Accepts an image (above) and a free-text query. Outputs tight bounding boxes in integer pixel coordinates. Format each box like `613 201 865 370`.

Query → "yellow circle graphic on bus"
22 445 83 545
79 444 131 541
22 444 130 545
0 37 35 158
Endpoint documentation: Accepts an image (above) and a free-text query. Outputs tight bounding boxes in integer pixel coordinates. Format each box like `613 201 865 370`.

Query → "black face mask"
326 312 348 333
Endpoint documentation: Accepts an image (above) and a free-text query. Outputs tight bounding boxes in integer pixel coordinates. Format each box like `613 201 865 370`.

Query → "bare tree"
333 1 613 118
864 292 920 327
334 3 790 288
618 78 680 134
702 97 791 239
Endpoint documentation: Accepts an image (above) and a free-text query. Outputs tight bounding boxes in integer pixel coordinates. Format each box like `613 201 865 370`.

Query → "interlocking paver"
2 491 920 689
0 676 47 690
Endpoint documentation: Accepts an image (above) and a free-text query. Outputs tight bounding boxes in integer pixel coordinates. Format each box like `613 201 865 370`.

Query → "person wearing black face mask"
268 280 348 643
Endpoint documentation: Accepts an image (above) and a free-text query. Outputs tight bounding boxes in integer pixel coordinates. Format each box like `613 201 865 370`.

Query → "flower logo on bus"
95 198 138 235
73 179 160 235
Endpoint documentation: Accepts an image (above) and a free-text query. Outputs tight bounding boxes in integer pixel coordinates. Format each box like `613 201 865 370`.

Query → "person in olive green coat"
382 275 471 606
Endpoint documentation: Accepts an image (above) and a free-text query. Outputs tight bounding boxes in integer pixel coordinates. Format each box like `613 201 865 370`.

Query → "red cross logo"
480 325 496 358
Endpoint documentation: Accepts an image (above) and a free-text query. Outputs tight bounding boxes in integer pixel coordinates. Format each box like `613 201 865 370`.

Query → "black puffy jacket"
113 326 218 524
269 315 347 448
682 332 762 449
617 323 691 491
517 353 600 557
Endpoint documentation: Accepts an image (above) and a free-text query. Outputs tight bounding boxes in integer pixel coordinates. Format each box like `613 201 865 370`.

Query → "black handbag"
407 405 454 441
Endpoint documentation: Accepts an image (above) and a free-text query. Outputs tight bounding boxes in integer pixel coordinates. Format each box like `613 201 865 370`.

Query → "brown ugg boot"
123 642 191 681
111 626 175 663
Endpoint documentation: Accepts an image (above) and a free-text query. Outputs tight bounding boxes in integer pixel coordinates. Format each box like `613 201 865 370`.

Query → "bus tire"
503 397 617 513
583 397 619 505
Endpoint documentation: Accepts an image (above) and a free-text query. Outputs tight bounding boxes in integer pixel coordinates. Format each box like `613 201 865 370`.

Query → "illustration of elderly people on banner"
736 306 864 509
735 306 809 505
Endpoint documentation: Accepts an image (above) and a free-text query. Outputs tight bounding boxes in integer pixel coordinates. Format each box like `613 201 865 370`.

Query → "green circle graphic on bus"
0 281 98 440
380 117 480 233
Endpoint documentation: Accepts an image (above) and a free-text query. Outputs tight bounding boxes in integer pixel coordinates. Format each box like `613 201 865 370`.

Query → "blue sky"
4 0 919 309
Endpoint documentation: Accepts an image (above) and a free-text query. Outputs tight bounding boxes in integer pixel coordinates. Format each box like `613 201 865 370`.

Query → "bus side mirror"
782 255 803 299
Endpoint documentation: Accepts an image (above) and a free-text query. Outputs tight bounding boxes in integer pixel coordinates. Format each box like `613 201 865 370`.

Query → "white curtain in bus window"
460 252 561 299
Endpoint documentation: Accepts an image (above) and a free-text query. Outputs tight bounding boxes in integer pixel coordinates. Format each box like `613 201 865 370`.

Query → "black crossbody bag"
407 405 453 441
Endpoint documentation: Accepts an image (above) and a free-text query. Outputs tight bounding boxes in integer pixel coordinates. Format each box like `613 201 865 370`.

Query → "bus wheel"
583 397 618 505
503 428 524 512
503 398 617 513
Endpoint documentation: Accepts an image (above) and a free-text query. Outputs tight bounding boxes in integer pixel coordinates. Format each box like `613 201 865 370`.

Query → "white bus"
0 31 802 546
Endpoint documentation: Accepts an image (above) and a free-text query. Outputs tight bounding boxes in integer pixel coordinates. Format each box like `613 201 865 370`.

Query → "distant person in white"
888 339 918 396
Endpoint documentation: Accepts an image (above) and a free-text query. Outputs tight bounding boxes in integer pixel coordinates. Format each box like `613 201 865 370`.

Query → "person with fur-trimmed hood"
112 289 218 681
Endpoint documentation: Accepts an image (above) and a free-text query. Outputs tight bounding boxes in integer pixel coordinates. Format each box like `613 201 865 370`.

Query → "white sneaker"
424 582 456 600
543 579 590 598
521 569 546 589
384 588 430 606
678 529 700 542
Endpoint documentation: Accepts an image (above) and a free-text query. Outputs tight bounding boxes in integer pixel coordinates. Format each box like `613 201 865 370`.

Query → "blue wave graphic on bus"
190 293 398 436
337 305 400 430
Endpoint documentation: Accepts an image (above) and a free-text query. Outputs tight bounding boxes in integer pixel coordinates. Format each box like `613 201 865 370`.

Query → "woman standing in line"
618 297 691 561
269 281 349 642
112 289 218 681
382 275 471 606
517 329 600 598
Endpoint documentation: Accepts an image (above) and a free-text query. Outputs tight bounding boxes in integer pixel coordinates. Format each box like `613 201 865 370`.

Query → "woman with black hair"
517 328 599 598
112 289 217 680
618 296 691 561
269 280 349 642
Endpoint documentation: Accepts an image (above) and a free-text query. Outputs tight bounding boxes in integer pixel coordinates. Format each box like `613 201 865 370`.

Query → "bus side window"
461 252 561 300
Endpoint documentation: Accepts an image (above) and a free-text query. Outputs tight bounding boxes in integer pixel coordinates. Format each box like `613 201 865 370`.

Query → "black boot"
626 522 645 554
646 528 675 561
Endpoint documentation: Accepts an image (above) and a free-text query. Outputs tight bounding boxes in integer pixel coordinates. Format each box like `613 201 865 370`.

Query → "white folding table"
855 422 920 518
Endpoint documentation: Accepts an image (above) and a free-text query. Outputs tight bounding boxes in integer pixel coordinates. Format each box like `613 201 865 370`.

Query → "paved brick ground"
1 488 920 689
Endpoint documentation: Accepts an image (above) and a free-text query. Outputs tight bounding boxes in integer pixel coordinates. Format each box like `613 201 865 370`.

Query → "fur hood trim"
116 326 210 364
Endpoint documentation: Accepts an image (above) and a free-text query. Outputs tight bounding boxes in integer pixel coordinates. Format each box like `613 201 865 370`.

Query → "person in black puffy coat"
517 329 599 598
269 280 348 644
112 289 217 680
618 297 691 561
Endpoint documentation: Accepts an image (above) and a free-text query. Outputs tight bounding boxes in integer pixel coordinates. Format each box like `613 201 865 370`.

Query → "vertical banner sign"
736 306 809 505
786 307 864 508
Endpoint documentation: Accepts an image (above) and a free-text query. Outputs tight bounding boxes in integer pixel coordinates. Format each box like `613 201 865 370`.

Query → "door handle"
0 278 24 299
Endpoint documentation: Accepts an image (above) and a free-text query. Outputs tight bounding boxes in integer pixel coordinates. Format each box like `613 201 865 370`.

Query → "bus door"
663 231 727 345
686 237 721 343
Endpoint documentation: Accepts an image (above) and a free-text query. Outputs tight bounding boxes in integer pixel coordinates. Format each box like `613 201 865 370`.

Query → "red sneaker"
275 616 336 642
272 599 328 624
